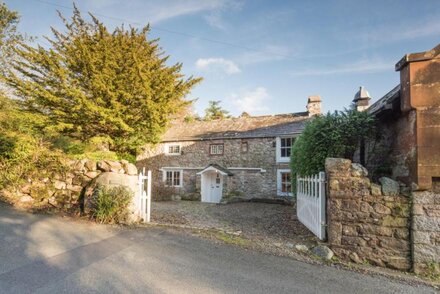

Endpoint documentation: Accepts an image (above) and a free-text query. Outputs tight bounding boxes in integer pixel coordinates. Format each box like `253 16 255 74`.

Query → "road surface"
0 202 435 294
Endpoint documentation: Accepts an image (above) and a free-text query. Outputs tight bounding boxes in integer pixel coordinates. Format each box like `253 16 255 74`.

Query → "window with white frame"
209 144 224 155
277 169 292 196
163 170 183 187
276 137 295 162
165 143 181 155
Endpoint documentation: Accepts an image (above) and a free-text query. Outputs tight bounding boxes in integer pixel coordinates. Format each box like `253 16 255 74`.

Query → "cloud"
289 59 393 77
352 18 440 45
195 58 241 74
203 0 244 30
85 0 235 24
237 45 294 65
230 87 271 114
204 13 226 30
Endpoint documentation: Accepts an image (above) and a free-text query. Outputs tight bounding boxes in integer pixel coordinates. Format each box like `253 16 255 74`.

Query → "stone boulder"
84 160 97 171
97 160 112 172
312 245 334 260
350 163 368 177
379 177 400 196
295 244 309 252
122 162 138 175
83 172 140 223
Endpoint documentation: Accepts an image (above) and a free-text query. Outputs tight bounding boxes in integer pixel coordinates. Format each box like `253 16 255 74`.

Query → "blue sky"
4 0 440 116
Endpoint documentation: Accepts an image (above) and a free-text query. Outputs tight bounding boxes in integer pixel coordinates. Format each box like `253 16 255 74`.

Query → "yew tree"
4 7 201 154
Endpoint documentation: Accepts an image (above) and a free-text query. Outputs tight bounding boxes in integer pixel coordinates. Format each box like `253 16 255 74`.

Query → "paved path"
0 202 436 294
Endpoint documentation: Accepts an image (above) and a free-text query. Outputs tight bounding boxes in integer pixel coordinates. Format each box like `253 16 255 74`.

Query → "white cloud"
351 18 440 45
230 87 271 114
85 0 235 24
195 58 241 74
289 59 393 77
237 45 294 65
203 0 244 30
204 13 226 30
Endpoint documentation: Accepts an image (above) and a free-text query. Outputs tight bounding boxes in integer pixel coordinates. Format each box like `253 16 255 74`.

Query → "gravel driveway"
151 201 317 248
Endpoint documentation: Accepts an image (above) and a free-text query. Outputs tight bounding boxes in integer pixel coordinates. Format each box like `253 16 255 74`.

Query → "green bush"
290 109 377 192
91 185 133 224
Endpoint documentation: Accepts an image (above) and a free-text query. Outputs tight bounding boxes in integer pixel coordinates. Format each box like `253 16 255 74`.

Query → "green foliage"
0 140 68 191
91 185 133 224
4 5 201 155
290 109 377 180
51 135 135 162
204 100 231 120
0 3 26 74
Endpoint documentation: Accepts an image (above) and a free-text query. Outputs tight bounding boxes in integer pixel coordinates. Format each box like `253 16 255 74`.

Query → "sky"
4 0 440 116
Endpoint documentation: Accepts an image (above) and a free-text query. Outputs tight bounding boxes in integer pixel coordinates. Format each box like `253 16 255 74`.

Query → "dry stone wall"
325 158 411 270
15 159 138 210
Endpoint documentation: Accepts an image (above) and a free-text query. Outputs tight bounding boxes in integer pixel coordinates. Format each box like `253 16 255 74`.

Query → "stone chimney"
307 95 321 116
353 86 371 111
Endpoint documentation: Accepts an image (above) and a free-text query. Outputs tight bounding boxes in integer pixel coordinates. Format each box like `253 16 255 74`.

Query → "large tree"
204 100 231 120
4 6 201 154
0 3 24 74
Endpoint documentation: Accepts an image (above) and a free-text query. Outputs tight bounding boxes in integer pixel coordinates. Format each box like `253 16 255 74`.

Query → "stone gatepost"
325 158 411 271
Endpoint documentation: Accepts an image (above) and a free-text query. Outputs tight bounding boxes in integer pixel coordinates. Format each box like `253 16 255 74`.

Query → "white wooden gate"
137 168 152 223
296 172 326 240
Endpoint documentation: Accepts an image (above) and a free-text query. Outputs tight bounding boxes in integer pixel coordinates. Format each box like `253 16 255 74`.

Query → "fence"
296 172 326 240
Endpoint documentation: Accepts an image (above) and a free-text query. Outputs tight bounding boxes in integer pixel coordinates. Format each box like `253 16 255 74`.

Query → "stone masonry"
325 158 411 271
412 185 440 275
13 159 138 210
137 138 288 200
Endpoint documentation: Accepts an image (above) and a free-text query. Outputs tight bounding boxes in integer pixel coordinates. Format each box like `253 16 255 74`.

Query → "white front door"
201 172 223 203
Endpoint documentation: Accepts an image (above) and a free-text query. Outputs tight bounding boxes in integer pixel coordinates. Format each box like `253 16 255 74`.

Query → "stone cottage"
137 96 322 203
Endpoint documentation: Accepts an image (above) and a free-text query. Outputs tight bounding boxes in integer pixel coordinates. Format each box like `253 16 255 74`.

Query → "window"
276 137 295 162
241 141 248 153
163 170 183 187
209 144 224 155
277 169 292 196
165 143 181 155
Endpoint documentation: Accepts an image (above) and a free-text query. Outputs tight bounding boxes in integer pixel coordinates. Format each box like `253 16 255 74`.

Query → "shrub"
91 185 133 224
152 181 178 201
290 109 377 191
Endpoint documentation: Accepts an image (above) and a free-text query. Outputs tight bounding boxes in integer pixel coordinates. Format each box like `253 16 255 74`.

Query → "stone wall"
362 109 417 184
14 159 138 209
137 138 289 200
412 182 440 275
325 158 411 270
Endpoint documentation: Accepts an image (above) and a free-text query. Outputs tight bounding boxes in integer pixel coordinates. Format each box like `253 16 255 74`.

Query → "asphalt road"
0 202 436 294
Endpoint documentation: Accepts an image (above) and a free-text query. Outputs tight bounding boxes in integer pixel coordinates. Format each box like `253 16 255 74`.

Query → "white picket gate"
296 172 326 240
137 168 152 223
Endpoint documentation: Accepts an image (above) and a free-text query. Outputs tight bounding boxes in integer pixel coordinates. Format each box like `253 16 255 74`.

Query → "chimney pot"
353 86 371 111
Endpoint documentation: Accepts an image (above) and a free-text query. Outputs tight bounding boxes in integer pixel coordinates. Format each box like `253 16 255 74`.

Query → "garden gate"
137 168 152 222
296 172 326 240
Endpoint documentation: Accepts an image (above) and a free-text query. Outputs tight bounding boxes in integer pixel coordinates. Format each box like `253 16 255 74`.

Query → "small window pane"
173 171 180 186
210 144 224 155
281 172 291 193
166 171 173 186
167 145 180 154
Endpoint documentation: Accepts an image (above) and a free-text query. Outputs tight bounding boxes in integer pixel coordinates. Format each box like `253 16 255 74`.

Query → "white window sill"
276 157 290 163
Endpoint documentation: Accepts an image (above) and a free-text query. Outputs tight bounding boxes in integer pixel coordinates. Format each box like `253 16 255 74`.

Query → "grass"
194 229 252 247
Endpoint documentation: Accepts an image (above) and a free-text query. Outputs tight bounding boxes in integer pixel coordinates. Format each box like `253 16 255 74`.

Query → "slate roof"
198 164 234 176
368 85 401 115
162 112 310 142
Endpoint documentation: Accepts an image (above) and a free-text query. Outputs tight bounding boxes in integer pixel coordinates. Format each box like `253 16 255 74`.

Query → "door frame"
200 171 223 203
197 165 230 203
